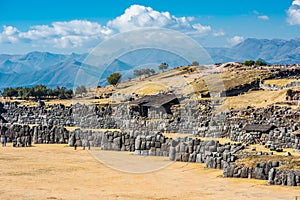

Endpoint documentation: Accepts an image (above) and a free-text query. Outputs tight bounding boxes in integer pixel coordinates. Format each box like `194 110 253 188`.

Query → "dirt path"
0 144 299 200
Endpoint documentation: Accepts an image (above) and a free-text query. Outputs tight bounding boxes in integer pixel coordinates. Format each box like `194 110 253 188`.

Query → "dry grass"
264 78 299 86
221 70 272 90
0 97 114 107
0 144 300 200
199 137 231 144
102 66 273 97
0 98 38 106
237 143 300 170
162 133 236 145
0 67 277 107
244 144 298 155
224 89 287 109
131 82 168 95
279 159 300 170
236 155 300 169
162 133 193 138
182 69 272 95
46 98 113 106
115 69 194 96
64 126 120 132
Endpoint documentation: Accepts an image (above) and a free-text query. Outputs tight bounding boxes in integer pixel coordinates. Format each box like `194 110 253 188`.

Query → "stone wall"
1 123 300 186
1 102 116 129
269 169 300 186
1 100 299 152
223 162 282 179
1 100 299 153
229 106 300 150
1 124 69 146
223 162 300 186
221 80 259 97
231 127 300 150
260 80 300 91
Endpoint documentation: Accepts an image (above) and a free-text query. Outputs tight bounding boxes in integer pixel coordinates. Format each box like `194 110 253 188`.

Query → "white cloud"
192 24 211 32
213 31 225 37
20 20 112 48
187 16 195 22
107 4 211 35
253 10 270 21
0 26 20 43
3 26 19 35
258 15 269 20
0 5 213 50
227 36 244 46
287 0 300 25
1 20 113 48
18 25 55 40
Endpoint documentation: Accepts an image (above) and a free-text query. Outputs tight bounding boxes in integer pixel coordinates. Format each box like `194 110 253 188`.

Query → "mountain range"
208 38 300 64
0 38 299 89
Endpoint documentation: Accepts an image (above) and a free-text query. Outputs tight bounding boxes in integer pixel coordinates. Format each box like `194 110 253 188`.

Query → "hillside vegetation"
110 65 273 96
3 63 299 110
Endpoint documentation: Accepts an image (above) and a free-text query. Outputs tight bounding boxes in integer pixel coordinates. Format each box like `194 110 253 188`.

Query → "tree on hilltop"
244 60 255 66
158 62 169 72
1 85 73 99
255 60 268 66
244 59 268 66
107 72 122 86
32 85 47 99
133 69 143 78
75 85 87 95
133 68 155 80
192 61 199 66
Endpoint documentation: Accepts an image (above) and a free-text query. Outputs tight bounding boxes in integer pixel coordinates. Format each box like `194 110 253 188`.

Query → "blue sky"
0 0 299 54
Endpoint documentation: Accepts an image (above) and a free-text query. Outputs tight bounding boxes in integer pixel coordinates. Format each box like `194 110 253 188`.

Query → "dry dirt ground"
0 144 300 200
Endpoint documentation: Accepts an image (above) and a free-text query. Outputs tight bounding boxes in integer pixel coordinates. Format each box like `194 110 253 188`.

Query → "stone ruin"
286 89 300 101
1 121 299 186
0 99 299 152
0 87 299 186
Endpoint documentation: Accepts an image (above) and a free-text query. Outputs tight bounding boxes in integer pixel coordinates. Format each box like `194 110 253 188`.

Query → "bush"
192 61 199 66
133 68 155 78
1 85 73 99
107 72 122 86
244 60 255 66
75 85 87 95
158 62 169 72
255 60 268 66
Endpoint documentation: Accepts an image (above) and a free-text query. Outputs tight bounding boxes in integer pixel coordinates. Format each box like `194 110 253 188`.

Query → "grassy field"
64 126 121 132
1 66 300 199
236 154 300 170
163 133 232 145
109 66 273 97
0 97 114 107
221 70 272 90
0 66 287 109
1 144 300 200
264 78 299 86
224 89 287 109
235 142 300 170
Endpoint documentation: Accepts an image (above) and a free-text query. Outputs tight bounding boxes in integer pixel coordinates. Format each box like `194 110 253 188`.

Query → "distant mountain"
0 52 87 89
0 51 86 74
208 38 300 64
0 60 82 89
0 38 299 89
0 49 190 89
100 48 191 82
